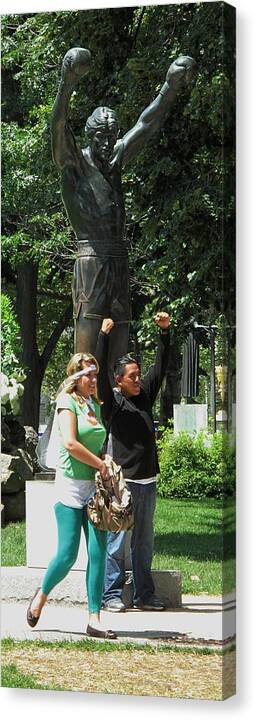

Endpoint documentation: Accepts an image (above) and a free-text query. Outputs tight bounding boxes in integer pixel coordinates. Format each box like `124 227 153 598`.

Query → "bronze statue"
51 48 196 366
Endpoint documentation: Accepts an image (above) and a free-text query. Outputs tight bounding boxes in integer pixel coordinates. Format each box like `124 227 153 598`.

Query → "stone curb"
1 566 182 608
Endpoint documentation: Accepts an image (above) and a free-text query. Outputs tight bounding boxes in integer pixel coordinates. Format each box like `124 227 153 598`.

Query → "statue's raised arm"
51 47 91 169
121 55 197 166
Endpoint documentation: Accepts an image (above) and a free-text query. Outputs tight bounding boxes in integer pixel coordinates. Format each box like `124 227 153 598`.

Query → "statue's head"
85 107 119 162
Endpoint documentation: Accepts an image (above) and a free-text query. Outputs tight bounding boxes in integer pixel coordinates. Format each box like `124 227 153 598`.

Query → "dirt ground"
2 645 236 700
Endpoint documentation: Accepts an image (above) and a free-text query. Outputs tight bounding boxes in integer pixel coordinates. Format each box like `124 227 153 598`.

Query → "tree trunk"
16 260 43 430
16 260 73 431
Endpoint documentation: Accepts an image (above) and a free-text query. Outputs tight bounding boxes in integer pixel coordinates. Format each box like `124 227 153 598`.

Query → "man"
51 47 196 368
96 311 170 611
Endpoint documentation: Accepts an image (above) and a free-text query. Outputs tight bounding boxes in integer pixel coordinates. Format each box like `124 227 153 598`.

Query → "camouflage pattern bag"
87 455 134 532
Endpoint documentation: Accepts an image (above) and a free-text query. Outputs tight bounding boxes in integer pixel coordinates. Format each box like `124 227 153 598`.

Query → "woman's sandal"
86 624 117 640
27 587 42 628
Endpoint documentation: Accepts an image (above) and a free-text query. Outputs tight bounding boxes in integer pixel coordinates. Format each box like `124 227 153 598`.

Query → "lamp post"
194 322 217 433
209 327 216 433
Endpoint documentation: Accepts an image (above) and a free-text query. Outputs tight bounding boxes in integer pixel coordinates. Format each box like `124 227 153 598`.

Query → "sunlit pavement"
1 592 236 647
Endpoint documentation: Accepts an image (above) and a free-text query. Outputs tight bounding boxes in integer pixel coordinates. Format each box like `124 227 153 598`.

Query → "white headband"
64 364 97 386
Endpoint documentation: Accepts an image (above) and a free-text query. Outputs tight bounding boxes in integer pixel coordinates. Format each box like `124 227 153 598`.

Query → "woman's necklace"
75 393 98 425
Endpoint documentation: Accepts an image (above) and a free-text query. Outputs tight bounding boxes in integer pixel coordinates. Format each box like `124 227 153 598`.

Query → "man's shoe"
102 598 126 612
133 596 165 611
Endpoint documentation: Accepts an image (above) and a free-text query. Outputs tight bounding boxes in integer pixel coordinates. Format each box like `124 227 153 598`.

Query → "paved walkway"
1 567 236 647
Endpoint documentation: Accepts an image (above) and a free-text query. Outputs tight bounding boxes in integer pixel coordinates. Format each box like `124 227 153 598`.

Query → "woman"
27 352 117 639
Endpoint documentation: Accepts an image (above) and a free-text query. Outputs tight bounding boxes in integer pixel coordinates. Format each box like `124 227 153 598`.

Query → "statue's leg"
108 256 131 373
74 315 102 356
72 254 131 366
107 322 130 374
73 254 110 355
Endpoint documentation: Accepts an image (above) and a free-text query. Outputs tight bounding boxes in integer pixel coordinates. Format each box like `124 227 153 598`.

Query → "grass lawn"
1 638 236 700
1 519 26 566
1 663 63 692
1 497 235 595
153 496 235 595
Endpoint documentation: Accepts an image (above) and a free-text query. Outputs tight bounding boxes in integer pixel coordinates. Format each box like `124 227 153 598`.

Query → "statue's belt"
76 240 128 258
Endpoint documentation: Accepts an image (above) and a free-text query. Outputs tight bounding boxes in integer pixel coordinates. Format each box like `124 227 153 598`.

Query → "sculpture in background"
181 326 209 403
181 331 200 402
51 47 196 367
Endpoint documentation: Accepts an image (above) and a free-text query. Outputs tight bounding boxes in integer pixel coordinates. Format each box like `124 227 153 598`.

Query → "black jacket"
95 330 170 480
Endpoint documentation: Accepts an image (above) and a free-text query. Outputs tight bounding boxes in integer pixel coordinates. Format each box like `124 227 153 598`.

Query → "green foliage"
121 2 236 340
0 294 25 380
157 427 236 499
41 327 74 401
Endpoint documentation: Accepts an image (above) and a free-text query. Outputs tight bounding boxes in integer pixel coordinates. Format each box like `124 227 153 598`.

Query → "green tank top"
56 393 106 480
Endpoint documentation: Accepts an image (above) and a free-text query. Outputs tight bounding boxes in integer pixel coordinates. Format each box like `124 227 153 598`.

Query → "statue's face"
91 128 118 163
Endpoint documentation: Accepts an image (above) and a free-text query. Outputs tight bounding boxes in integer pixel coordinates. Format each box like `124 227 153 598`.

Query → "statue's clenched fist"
61 47 91 82
166 55 197 88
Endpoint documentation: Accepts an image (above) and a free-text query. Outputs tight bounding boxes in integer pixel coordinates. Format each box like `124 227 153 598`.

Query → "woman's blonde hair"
56 352 101 403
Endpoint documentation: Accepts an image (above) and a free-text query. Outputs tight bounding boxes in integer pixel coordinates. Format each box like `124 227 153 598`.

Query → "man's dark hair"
113 355 140 379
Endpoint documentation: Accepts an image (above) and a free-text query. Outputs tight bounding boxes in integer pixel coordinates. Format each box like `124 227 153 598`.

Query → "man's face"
91 128 117 163
116 363 141 398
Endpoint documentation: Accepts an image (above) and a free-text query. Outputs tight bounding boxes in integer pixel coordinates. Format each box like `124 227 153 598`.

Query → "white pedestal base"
26 479 88 570
26 479 131 570
174 404 208 434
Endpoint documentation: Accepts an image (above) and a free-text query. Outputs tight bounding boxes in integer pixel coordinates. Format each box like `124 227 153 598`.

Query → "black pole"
193 322 217 432
210 328 216 433
227 332 232 432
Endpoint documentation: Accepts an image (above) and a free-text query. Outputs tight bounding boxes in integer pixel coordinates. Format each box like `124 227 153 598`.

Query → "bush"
1 294 26 418
1 371 24 418
1 294 25 379
157 428 235 499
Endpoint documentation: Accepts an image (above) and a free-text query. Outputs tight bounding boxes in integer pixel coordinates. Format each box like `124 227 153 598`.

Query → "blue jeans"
102 482 156 606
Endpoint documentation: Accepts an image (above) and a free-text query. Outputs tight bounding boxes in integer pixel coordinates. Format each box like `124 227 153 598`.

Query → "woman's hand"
101 318 114 335
99 460 111 481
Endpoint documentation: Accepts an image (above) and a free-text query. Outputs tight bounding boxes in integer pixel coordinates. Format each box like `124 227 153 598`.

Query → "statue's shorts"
72 255 131 323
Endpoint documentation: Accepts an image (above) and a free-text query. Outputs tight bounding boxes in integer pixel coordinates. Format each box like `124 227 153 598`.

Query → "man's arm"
121 56 196 166
51 47 91 170
142 312 171 407
95 320 114 425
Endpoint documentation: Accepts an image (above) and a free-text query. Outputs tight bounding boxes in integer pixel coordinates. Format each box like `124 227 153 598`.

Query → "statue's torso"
61 144 127 257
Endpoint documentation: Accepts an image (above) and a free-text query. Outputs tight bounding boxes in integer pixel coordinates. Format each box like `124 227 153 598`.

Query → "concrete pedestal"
26 475 131 571
174 404 207 434
122 570 182 609
26 476 88 570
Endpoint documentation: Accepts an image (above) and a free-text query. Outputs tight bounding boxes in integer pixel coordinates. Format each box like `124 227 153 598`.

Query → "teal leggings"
42 502 107 613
